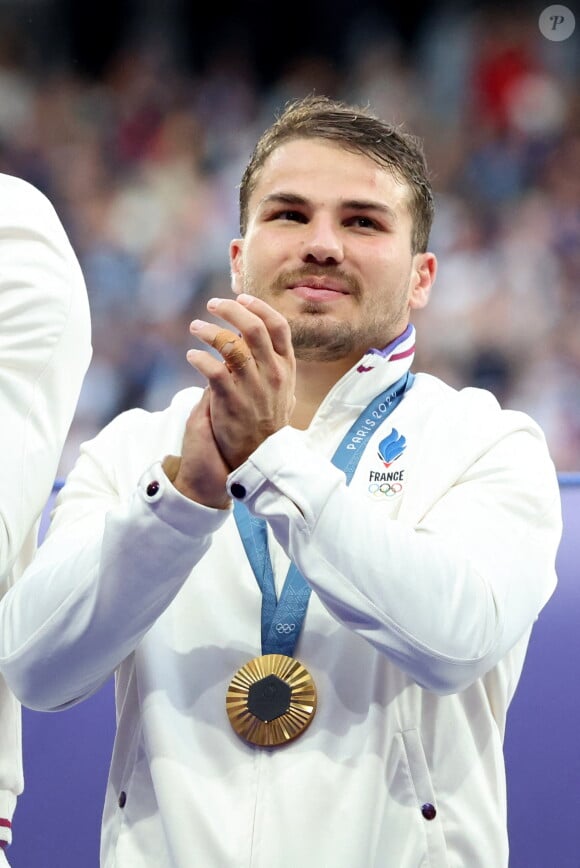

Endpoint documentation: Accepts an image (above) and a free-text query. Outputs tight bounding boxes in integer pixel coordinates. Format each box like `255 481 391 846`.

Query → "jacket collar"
324 324 416 412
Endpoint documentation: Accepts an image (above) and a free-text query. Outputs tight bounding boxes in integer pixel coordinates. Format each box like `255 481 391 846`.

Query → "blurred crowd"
1 2 579 473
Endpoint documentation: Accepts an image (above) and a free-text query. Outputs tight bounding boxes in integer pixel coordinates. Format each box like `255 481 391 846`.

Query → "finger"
236 294 294 357
189 320 250 370
211 329 252 373
207 296 293 359
187 334 252 391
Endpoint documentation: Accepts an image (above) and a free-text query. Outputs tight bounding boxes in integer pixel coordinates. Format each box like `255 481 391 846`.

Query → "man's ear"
229 239 244 295
409 252 437 311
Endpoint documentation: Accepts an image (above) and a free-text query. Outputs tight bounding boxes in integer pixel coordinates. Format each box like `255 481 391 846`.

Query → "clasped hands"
170 293 296 508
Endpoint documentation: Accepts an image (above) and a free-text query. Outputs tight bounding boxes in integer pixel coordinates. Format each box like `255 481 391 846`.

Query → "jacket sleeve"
0 407 231 711
225 390 563 694
0 173 92 849
0 174 92 589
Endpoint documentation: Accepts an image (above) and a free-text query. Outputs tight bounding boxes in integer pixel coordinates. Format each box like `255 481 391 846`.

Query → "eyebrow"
259 193 399 222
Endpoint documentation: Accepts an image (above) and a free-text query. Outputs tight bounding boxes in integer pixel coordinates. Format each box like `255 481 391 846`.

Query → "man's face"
230 138 436 365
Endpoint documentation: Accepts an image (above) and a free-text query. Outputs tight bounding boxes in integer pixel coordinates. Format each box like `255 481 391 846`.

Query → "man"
0 173 92 862
0 97 561 867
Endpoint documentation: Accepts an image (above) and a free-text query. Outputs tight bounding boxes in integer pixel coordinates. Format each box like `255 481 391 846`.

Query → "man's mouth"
288 277 351 302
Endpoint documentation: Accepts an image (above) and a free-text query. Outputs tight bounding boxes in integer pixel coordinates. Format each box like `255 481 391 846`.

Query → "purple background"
9 480 580 867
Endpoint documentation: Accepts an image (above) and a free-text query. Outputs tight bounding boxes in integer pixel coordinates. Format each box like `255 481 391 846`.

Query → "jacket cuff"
137 461 231 538
0 790 16 846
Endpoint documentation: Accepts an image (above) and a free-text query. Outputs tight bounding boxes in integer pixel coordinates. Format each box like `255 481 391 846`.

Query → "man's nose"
301 217 344 265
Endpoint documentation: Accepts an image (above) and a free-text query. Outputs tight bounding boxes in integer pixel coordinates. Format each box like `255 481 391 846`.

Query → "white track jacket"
0 173 91 856
0 327 562 867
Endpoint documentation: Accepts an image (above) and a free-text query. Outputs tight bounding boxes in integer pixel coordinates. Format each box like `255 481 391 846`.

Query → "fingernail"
190 320 204 331
207 298 221 310
237 293 253 305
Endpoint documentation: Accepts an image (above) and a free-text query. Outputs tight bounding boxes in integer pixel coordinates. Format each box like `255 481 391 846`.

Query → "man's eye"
348 216 379 229
275 210 307 223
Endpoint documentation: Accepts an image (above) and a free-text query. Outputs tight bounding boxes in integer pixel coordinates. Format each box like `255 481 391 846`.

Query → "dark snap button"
146 480 160 497
230 482 246 499
421 803 436 820
118 791 127 809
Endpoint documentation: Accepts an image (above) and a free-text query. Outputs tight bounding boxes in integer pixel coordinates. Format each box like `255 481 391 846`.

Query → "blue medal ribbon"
233 370 414 657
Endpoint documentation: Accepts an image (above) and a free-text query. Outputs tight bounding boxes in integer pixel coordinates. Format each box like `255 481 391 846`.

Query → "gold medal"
226 653 317 747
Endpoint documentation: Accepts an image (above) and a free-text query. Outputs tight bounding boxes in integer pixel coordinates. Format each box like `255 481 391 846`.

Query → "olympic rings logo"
368 482 403 497
275 623 296 634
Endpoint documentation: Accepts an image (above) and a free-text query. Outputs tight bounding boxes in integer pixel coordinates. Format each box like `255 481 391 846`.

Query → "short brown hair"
239 94 435 254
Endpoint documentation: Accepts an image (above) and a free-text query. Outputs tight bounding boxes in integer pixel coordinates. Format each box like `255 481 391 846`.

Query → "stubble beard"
287 308 362 361
240 266 411 362
241 265 365 361
287 291 411 361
